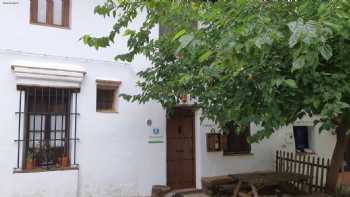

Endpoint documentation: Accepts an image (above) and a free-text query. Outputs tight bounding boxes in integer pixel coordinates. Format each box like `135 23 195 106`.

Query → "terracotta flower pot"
180 95 188 103
61 156 69 168
26 159 33 170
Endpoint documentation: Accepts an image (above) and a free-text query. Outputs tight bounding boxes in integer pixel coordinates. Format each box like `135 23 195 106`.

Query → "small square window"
30 0 70 28
293 126 313 153
223 123 251 156
96 88 116 111
96 80 121 112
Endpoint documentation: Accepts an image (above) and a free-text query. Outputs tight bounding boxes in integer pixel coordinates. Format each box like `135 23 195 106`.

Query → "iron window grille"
96 88 116 111
15 86 79 171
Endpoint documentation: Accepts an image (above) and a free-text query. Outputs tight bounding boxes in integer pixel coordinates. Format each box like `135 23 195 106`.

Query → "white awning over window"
11 61 86 88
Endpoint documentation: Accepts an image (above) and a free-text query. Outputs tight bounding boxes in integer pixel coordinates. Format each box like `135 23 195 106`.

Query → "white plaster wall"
195 114 274 188
76 56 167 197
270 116 336 159
0 0 156 69
0 2 163 195
0 51 335 196
12 170 78 197
195 113 337 189
0 54 22 197
0 52 166 197
0 1 337 196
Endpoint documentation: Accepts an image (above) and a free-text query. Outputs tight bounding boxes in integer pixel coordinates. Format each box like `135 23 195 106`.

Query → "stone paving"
180 192 331 197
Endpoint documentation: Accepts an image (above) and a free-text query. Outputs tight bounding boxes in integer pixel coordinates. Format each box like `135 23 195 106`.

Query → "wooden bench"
151 185 172 197
201 176 235 194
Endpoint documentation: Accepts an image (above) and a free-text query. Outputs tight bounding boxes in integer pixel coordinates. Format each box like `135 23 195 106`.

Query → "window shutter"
30 0 38 23
206 133 222 152
220 133 228 150
62 0 70 27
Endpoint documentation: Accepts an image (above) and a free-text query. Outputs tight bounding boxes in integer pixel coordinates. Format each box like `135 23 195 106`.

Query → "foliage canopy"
83 0 350 142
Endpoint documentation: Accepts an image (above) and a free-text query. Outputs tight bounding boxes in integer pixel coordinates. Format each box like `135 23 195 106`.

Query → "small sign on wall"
148 127 164 144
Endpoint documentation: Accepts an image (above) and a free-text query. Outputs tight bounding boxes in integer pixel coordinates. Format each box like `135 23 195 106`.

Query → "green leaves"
80 35 110 49
179 74 191 85
319 44 333 60
255 35 273 49
292 56 305 72
321 101 350 119
288 20 304 48
172 29 187 41
85 0 350 143
123 29 136 36
284 79 297 89
288 19 320 48
176 33 195 54
198 51 213 62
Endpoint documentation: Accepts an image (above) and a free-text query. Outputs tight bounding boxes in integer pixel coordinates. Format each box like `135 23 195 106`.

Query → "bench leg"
250 184 258 197
276 190 283 197
232 181 242 197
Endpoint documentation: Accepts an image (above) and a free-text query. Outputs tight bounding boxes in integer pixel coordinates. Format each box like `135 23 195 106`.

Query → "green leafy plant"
26 152 33 161
333 185 350 197
83 0 350 192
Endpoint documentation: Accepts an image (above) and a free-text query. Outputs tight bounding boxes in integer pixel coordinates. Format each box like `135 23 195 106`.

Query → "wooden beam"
62 0 70 27
30 0 38 23
46 0 53 25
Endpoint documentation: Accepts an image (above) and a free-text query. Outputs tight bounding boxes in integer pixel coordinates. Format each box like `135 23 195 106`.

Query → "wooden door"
167 108 195 189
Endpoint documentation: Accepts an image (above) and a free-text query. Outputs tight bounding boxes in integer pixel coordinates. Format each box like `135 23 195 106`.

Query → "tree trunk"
326 126 349 192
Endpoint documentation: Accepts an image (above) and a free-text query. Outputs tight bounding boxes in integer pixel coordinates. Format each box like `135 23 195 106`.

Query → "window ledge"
13 166 79 174
96 110 119 114
30 22 70 30
223 152 254 157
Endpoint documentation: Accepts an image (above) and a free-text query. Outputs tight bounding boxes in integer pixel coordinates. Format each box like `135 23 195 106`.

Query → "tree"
83 0 350 192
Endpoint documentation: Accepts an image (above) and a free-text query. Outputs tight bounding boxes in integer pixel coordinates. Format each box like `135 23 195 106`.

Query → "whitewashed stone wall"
0 1 336 196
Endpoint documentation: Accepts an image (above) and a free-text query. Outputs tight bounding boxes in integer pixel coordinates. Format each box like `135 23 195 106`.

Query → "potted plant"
26 152 34 170
60 154 69 168
179 95 188 103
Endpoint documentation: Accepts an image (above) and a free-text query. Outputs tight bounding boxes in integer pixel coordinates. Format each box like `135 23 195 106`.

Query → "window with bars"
293 126 311 153
30 0 70 28
223 124 251 155
15 86 79 171
96 80 121 112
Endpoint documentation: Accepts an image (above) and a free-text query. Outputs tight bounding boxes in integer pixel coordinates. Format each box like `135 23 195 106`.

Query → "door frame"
166 106 196 189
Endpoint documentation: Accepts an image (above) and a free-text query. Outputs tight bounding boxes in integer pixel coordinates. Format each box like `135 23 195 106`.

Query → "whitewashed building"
0 1 340 197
